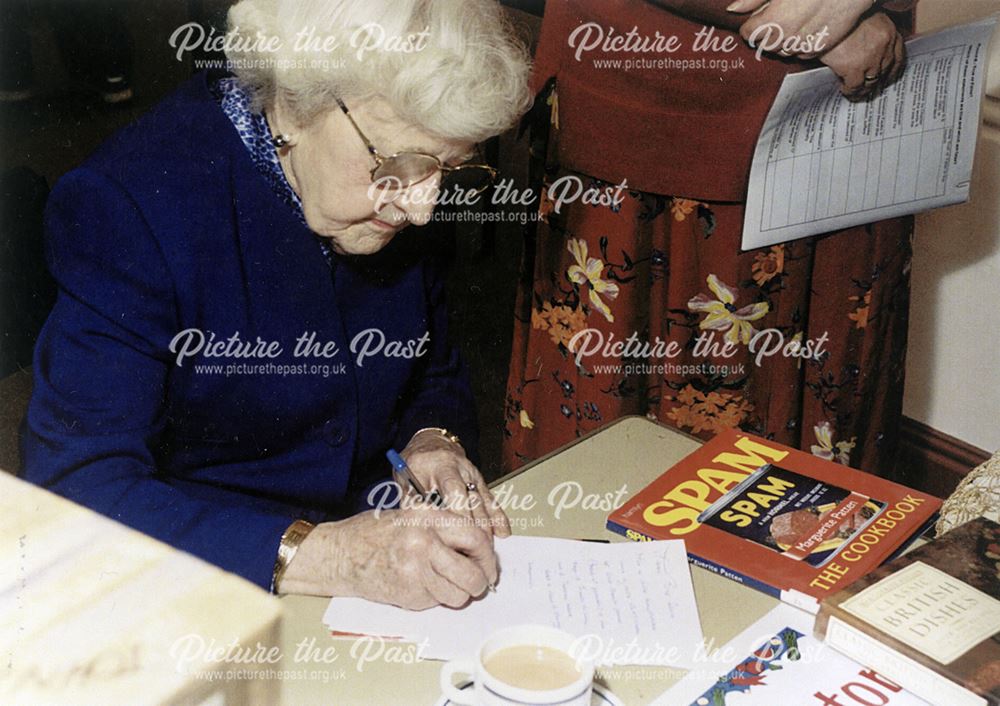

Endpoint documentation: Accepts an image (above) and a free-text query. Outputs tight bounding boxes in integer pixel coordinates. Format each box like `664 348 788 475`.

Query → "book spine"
685 553 782 601
824 616 990 706
605 520 655 543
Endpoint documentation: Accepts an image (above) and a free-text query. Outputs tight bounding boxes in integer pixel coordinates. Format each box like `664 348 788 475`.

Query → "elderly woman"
23 0 530 608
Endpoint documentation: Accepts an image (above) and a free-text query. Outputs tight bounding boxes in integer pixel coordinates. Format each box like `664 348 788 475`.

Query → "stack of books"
608 430 999 705
815 517 1000 706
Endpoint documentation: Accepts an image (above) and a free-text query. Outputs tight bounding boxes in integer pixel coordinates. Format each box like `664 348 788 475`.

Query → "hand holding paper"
742 18 998 250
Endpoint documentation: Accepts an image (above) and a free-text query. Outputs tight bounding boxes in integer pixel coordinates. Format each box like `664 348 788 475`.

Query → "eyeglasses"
335 97 497 197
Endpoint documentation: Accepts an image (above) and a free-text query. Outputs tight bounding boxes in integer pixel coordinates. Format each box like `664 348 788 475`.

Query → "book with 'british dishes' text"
815 517 1000 706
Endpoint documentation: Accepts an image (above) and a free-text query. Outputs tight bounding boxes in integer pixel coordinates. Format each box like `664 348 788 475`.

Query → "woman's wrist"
271 519 315 594
275 521 345 596
409 427 463 452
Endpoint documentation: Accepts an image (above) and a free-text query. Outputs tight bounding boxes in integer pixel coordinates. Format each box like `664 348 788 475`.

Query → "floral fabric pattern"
666 385 755 436
752 246 785 286
810 421 857 465
532 302 587 348
688 274 770 345
503 89 913 477
566 238 620 323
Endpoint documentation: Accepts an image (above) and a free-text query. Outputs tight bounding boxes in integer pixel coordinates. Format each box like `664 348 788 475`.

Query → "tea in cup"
439 625 594 705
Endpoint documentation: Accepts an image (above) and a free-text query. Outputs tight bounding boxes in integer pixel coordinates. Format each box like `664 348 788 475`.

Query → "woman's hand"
399 430 512 537
278 507 500 608
732 0 875 59
820 12 906 101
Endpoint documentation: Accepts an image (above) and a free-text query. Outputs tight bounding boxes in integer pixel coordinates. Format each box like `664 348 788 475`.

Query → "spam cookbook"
607 430 941 612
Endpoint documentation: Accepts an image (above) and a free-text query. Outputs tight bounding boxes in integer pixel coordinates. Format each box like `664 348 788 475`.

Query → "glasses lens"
442 166 495 194
373 154 440 189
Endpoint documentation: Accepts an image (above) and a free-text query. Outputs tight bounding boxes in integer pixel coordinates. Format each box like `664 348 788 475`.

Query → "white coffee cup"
439 624 594 706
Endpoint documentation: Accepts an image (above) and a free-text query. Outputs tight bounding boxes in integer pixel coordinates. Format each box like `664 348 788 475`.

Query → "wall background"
904 0 1000 453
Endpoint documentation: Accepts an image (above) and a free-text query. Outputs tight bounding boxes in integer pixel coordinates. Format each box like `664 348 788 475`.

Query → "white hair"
225 0 532 142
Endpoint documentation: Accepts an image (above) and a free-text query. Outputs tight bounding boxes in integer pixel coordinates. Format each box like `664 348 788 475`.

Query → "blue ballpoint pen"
386 449 443 507
386 448 496 592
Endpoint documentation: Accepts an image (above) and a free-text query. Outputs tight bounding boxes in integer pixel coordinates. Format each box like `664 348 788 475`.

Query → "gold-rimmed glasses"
335 97 497 196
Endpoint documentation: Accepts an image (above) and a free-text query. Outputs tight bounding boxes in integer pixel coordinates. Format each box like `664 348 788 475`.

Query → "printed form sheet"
742 17 998 250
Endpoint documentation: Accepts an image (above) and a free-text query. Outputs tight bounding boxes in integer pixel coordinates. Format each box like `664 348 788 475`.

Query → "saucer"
436 681 625 705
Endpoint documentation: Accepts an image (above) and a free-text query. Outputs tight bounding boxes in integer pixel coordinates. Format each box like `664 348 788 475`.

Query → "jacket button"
324 419 347 447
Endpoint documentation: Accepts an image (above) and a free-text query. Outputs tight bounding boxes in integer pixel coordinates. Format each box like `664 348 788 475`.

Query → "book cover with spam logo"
607 429 941 612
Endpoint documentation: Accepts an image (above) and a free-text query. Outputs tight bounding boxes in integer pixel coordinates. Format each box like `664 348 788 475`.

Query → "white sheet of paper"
322 535 703 667
742 17 998 250
652 604 931 706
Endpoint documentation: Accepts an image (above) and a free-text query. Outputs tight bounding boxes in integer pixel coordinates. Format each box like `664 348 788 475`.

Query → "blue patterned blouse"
212 76 335 266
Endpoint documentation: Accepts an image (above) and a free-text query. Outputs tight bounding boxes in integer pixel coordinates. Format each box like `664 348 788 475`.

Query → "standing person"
504 0 916 476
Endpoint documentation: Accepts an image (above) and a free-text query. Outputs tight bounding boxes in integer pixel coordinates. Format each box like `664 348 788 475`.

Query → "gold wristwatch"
271 519 315 594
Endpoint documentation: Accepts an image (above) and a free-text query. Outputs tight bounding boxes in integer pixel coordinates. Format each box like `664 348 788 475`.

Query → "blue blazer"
22 73 478 590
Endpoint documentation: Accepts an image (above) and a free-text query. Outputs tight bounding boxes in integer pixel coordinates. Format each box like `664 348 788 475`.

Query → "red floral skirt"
503 113 912 477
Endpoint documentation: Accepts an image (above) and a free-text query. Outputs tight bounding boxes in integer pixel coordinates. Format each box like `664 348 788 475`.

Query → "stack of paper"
323 535 704 667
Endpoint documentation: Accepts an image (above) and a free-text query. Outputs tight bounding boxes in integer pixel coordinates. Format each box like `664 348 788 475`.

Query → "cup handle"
439 658 477 705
